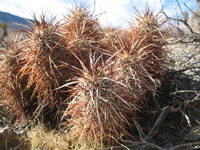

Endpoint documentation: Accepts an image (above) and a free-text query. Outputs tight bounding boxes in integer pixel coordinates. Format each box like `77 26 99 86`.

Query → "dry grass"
26 122 99 150
26 123 69 150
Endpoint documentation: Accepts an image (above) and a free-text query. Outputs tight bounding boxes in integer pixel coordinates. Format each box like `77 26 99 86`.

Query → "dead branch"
144 105 180 142
169 141 200 150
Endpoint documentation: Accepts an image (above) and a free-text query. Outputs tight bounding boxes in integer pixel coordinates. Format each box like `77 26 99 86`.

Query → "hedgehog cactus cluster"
0 6 167 147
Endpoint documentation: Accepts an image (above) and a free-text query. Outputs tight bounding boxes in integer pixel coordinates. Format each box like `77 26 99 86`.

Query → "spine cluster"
0 6 167 147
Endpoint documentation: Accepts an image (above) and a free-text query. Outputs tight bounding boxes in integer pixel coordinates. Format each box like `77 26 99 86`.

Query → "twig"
96 141 166 150
184 3 200 18
161 3 194 34
92 0 96 14
176 0 184 16
172 90 200 94
169 141 200 150
170 66 200 74
144 106 179 141
180 109 192 127
134 120 146 143
167 36 188 44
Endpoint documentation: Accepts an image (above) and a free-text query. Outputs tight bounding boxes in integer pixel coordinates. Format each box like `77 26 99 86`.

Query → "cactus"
60 6 103 71
0 6 167 149
0 42 34 123
62 51 142 147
